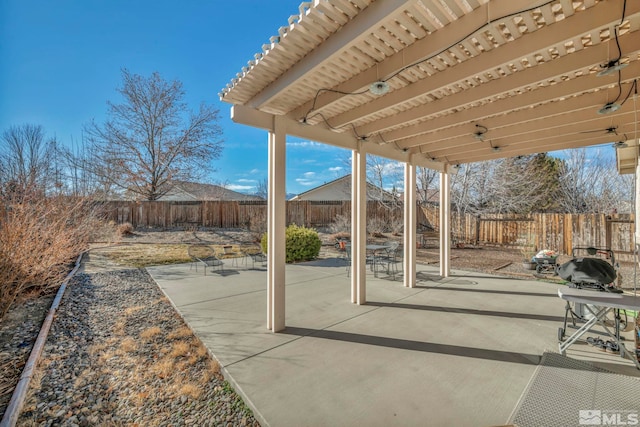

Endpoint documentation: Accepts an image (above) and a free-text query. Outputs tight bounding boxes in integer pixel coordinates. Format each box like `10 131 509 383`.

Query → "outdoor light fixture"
597 61 628 77
492 146 501 152
473 124 488 141
597 102 622 115
613 140 628 148
369 81 389 95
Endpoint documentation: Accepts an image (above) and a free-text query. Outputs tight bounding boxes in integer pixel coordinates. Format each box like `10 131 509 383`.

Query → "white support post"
351 143 367 304
636 164 640 243
636 164 640 270
439 171 450 278
351 150 358 303
404 163 417 287
267 116 286 332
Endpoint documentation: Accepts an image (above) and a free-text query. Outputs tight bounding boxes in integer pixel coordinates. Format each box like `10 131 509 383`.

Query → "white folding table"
558 287 640 369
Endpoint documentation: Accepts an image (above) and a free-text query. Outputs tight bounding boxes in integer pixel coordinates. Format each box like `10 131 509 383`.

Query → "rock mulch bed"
14 269 259 426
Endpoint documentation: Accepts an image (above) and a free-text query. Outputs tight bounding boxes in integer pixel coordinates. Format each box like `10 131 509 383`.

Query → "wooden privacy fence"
100 200 425 230
421 206 636 261
100 201 636 261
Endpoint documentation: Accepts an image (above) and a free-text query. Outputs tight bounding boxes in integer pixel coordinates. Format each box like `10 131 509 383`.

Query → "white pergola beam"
395 91 610 150
385 60 640 147
331 0 636 128
249 0 414 109
425 111 638 158
357 31 640 136
289 0 573 120
231 104 446 170
446 128 639 164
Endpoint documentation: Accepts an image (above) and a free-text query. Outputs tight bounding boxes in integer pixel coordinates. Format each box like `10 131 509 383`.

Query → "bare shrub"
248 209 266 243
117 222 134 236
0 193 101 320
389 215 404 236
367 217 388 237
328 213 350 234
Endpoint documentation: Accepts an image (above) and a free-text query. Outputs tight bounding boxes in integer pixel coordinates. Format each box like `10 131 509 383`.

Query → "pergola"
220 0 640 332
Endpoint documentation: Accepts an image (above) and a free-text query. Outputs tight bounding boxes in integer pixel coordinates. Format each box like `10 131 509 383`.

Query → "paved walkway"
147 258 639 427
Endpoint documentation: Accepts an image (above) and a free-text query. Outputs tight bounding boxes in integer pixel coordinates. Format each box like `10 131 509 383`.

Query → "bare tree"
417 166 438 204
0 124 58 199
450 161 495 215
255 178 268 199
84 69 224 200
557 147 632 213
485 154 561 214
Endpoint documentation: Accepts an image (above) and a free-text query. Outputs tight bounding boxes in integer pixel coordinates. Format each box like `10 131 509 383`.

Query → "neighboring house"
158 181 264 201
291 175 397 201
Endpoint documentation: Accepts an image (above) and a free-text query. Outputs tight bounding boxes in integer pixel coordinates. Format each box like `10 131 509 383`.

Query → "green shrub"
260 224 322 263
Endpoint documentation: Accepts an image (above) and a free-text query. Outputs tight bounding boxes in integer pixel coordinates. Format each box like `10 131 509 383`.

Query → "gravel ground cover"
6 268 259 426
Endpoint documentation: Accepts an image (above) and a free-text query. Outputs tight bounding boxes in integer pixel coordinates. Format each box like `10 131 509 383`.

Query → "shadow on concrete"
366 301 565 322
281 326 541 366
419 285 558 298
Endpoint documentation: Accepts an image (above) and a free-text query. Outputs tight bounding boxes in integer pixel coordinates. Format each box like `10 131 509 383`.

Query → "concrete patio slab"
147 258 640 427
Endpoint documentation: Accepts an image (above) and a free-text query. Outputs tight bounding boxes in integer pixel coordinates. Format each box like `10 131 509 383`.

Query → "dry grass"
169 341 191 358
119 337 137 353
178 383 202 399
141 326 162 340
167 326 192 340
150 358 174 379
113 319 127 336
124 306 144 316
101 244 191 267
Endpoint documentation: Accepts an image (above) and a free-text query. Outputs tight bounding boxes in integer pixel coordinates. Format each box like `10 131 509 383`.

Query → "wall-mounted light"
492 146 501 152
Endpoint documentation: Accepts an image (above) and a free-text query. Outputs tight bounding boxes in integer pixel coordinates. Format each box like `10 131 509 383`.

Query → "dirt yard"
106 227 638 289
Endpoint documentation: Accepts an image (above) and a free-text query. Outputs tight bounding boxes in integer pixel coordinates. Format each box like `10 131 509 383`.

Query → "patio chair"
246 246 267 269
375 242 403 279
188 244 224 275
345 244 376 277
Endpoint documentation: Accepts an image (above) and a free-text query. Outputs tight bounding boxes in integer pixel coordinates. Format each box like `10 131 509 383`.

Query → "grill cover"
556 257 616 284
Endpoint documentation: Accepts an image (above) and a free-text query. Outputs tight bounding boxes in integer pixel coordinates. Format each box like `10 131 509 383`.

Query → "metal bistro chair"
247 246 268 269
376 241 403 280
345 243 376 277
188 244 224 275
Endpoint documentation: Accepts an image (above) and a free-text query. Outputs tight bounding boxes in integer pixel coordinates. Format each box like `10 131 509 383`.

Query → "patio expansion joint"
176 288 267 309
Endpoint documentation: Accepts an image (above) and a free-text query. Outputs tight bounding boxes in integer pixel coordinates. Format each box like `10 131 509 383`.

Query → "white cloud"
237 178 257 183
295 177 319 187
249 168 260 175
225 184 254 191
303 171 316 178
328 166 343 172
287 140 323 148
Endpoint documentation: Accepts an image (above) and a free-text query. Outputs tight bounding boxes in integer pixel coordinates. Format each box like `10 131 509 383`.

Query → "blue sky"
0 0 352 195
